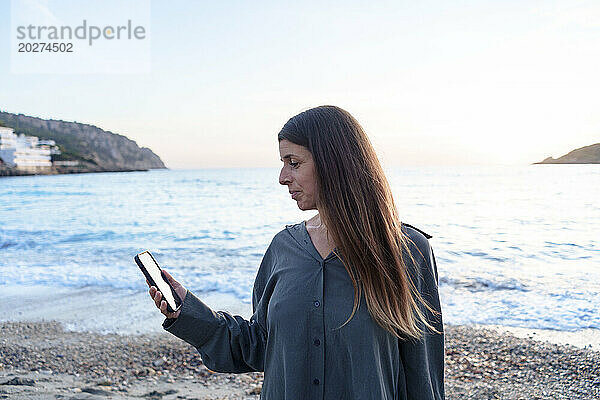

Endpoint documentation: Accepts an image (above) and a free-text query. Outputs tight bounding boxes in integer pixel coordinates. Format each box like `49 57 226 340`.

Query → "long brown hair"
278 105 441 340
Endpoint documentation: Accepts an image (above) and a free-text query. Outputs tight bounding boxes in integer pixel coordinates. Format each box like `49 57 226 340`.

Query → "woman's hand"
147 270 187 319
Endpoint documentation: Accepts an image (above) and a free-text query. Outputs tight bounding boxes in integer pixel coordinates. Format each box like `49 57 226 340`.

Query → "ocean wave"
0 263 256 304
545 241 584 248
58 231 121 243
0 229 56 250
446 249 512 263
439 276 529 292
172 234 210 242
0 190 92 197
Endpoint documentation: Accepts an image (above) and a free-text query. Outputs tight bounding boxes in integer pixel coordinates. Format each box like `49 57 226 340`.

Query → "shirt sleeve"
398 240 445 400
162 243 275 373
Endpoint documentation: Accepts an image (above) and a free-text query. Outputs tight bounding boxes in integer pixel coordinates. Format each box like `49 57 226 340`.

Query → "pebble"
1 321 599 399
0 377 35 386
82 386 113 395
153 356 167 367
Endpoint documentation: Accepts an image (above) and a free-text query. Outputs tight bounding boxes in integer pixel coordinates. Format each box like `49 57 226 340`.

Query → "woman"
149 105 445 399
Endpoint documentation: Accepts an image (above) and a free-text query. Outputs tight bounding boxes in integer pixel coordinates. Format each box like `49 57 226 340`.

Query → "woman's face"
279 139 318 211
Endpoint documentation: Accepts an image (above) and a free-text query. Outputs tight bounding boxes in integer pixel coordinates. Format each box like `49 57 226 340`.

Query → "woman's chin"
296 201 315 211
296 203 306 210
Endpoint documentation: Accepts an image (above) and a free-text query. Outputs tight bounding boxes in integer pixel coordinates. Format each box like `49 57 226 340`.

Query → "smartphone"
134 250 182 313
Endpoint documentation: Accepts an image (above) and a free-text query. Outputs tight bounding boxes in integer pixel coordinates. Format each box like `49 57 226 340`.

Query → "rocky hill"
0 111 166 174
535 143 600 164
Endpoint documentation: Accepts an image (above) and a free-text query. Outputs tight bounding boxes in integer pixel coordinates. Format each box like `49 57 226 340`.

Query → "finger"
154 291 162 308
160 300 167 313
162 270 176 284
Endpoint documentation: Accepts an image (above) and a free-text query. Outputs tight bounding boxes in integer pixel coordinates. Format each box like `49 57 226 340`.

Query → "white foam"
0 285 253 335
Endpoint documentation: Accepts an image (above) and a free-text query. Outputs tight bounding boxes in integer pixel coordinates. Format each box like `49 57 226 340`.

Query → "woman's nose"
279 167 292 185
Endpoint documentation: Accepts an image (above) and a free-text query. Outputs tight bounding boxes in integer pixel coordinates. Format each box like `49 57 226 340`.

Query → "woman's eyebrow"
280 154 298 161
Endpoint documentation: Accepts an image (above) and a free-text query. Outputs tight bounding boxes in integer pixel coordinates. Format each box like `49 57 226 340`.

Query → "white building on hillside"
0 126 61 169
0 127 17 149
0 127 18 166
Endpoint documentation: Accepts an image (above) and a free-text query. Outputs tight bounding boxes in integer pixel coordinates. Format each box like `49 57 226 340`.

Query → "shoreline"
1 321 598 399
470 323 600 352
0 166 159 177
4 284 599 349
1 285 251 336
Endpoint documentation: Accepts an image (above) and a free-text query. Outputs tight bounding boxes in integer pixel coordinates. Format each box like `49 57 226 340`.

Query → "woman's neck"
307 213 326 230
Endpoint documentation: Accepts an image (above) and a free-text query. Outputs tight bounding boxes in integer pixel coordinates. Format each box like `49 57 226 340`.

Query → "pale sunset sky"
0 0 598 168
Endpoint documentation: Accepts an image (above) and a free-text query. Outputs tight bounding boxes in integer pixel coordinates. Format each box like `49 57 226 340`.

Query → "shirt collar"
285 220 338 263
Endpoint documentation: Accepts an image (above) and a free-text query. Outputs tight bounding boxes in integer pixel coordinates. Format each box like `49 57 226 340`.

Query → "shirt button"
313 378 320 385
313 339 320 346
314 300 320 307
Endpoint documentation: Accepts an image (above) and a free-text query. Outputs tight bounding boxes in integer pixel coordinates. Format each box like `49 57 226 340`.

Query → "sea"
1 166 599 345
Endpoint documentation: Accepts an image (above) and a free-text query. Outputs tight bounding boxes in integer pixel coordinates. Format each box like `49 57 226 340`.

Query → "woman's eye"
289 161 299 168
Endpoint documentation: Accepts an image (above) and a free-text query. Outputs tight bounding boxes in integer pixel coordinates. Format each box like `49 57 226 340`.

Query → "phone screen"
138 251 179 311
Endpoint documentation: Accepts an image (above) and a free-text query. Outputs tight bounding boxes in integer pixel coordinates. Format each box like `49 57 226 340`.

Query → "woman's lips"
291 191 300 200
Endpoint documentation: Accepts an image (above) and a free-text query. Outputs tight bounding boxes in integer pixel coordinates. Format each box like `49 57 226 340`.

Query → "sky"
0 0 599 168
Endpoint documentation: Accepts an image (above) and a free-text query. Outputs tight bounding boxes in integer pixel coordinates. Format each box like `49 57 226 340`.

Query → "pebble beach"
1 321 598 399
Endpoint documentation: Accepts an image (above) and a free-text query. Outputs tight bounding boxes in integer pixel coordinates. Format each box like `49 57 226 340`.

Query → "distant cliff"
0 110 166 174
535 143 600 164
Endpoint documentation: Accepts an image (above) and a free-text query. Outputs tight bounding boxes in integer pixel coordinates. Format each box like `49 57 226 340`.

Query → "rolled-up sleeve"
398 240 445 400
162 245 274 373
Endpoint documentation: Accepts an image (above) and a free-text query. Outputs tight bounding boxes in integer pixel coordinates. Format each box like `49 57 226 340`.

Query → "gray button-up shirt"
164 221 445 399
